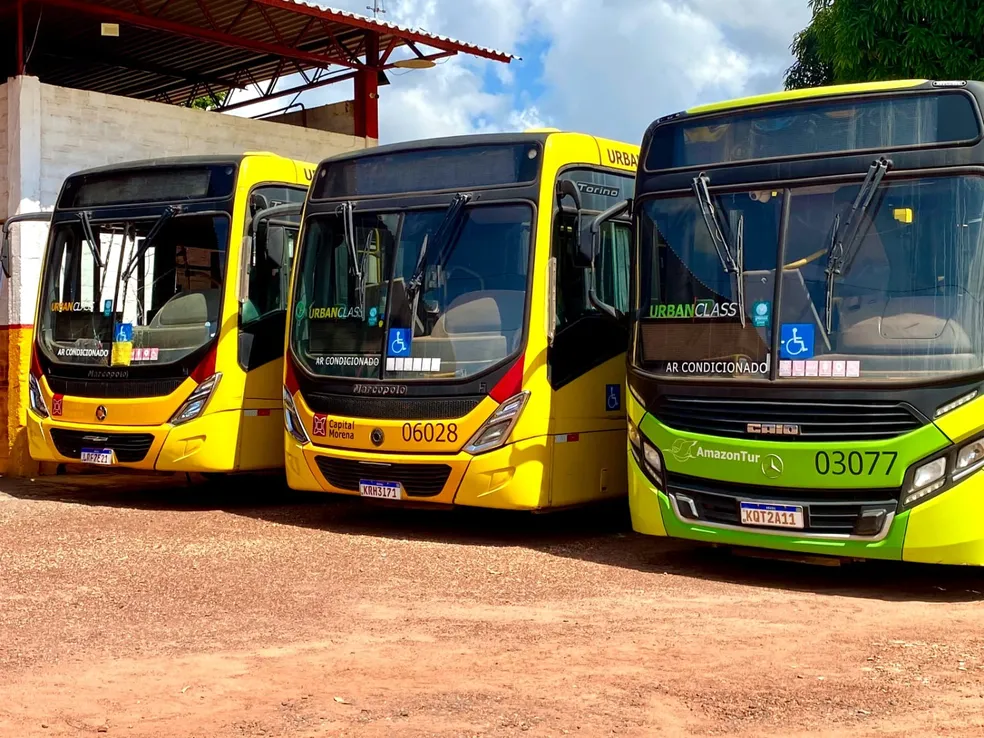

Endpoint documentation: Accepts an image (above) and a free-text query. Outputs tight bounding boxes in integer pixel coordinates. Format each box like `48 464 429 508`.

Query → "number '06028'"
401 422 458 443
814 450 897 476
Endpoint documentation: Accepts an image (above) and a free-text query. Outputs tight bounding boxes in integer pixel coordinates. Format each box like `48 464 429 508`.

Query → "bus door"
236 187 304 469
546 170 633 506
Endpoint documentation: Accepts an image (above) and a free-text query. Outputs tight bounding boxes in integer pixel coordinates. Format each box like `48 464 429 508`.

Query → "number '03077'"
814 450 897 476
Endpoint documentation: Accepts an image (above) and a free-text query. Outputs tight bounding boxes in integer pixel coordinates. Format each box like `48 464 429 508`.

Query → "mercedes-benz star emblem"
761 454 783 479
370 428 385 447
95 405 108 422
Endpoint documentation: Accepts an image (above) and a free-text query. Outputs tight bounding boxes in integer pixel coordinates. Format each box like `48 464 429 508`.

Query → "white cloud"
232 0 813 144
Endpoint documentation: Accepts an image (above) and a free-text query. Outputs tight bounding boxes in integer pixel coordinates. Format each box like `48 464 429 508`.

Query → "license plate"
359 479 402 500
80 447 115 466
739 501 804 529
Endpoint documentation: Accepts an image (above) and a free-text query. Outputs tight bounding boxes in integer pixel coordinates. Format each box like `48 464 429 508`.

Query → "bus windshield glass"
291 203 533 380
38 213 230 367
637 175 984 381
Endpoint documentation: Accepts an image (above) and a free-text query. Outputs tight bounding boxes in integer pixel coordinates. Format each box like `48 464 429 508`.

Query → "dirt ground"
1 473 983 737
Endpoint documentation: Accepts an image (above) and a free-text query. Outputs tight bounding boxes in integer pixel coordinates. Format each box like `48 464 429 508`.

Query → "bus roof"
683 79 930 116
67 152 314 178
313 130 638 167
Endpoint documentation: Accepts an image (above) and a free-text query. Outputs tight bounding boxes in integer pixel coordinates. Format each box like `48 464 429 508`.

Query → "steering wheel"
445 266 485 291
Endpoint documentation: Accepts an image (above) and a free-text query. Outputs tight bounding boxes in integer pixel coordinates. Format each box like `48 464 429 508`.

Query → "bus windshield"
291 203 533 380
637 175 984 380
38 212 229 367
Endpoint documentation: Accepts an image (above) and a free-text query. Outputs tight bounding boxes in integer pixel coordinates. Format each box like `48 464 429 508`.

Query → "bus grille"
305 393 483 420
46 376 184 399
49 429 155 463
666 472 899 536
654 395 923 442
314 456 452 498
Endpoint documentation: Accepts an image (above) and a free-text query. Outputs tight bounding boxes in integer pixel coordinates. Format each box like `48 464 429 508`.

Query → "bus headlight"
464 391 529 455
903 457 946 506
28 373 49 418
628 418 664 487
282 388 310 445
954 439 984 480
170 373 221 425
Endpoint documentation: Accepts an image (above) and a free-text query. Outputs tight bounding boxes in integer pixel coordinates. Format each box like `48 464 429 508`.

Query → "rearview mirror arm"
1 211 53 279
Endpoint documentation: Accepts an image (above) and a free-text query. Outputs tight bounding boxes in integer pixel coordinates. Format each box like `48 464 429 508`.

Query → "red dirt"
1 472 983 737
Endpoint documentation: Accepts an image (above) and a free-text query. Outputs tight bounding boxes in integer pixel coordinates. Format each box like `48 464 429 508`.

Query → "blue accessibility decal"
388 328 411 357
114 322 133 343
780 323 814 360
606 383 621 412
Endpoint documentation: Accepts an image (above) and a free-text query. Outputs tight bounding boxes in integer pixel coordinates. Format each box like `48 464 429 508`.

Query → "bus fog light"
954 439 984 478
282 388 311 445
28 374 49 418
170 373 221 425
464 391 530 455
912 457 946 489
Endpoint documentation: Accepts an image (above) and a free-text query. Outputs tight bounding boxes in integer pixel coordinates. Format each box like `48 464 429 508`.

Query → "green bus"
584 79 984 565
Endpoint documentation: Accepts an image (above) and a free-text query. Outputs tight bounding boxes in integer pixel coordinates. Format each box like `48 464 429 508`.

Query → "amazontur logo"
670 439 699 463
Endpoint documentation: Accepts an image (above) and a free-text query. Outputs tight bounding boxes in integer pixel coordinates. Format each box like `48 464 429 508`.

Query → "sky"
227 0 815 146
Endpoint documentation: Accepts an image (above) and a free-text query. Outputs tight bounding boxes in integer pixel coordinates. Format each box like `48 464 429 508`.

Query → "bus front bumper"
27 409 240 473
628 452 984 566
285 436 550 510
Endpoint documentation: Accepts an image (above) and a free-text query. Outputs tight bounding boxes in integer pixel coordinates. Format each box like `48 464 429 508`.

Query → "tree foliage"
785 0 984 90
190 91 228 110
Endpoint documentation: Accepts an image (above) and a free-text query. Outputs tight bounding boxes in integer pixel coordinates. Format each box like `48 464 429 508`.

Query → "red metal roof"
0 0 517 106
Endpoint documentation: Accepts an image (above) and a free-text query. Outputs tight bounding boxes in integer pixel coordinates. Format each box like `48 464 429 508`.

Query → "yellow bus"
17 153 313 474
282 131 639 509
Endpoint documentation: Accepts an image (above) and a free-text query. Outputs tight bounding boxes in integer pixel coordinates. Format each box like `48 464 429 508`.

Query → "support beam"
219 70 356 112
36 0 369 71
16 0 24 74
353 32 378 140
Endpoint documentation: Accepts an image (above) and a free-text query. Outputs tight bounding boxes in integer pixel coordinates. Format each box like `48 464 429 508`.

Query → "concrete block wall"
0 75 375 476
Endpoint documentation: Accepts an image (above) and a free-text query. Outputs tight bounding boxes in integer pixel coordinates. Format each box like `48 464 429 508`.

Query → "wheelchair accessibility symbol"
780 323 814 360
605 384 621 412
388 328 411 357
114 322 133 343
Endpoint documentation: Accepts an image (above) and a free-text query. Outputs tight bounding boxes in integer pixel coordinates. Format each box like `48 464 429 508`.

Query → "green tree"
190 90 228 110
785 0 984 90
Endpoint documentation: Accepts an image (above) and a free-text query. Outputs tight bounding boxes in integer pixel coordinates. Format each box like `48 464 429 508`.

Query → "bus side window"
241 185 306 325
595 221 631 314
239 184 306 371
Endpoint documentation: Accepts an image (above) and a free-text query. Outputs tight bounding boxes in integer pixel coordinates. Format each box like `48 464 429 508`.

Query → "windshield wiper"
405 192 472 306
119 205 181 285
335 201 361 282
692 173 745 326
335 201 366 312
79 211 105 269
823 157 892 332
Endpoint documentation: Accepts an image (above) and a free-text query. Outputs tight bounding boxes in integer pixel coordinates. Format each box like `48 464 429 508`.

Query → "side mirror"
1 227 10 279
1 211 53 279
577 199 632 270
557 179 582 211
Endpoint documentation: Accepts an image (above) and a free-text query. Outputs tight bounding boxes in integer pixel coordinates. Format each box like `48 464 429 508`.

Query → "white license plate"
359 480 402 500
739 501 804 530
80 447 115 466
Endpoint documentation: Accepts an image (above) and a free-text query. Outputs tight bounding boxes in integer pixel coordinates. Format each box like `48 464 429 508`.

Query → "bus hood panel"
39 375 197 426
639 413 949 491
